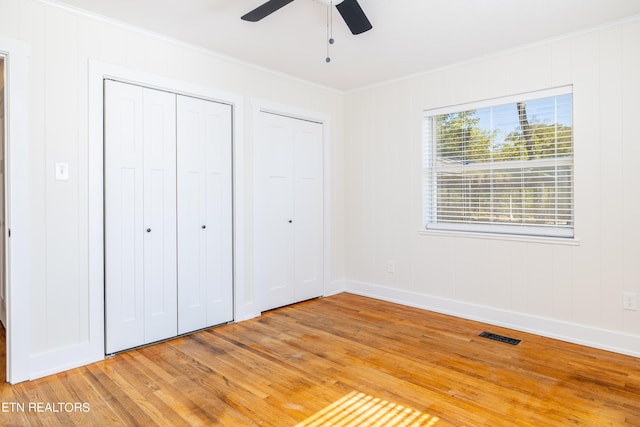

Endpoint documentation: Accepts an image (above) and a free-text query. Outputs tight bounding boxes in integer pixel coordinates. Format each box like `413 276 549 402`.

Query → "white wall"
343 18 640 356
0 0 345 380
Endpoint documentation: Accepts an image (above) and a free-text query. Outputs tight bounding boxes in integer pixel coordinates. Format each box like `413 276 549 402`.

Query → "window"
423 87 573 238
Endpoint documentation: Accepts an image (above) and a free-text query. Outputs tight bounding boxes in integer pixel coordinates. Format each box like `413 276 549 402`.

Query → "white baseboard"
344 279 640 359
324 279 347 297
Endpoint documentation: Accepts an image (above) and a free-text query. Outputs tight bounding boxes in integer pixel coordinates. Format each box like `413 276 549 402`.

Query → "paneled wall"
344 18 640 355
0 0 344 380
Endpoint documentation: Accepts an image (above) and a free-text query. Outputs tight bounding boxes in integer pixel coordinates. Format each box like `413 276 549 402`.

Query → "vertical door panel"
254 114 295 311
105 81 145 353
119 168 139 322
142 88 177 344
177 101 204 333
181 170 202 310
293 121 324 302
203 102 233 327
177 96 233 334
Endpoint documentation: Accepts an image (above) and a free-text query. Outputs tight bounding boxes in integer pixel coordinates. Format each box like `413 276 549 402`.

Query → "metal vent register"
479 331 521 345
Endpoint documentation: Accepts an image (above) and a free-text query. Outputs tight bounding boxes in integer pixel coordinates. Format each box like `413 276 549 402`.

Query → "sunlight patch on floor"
295 391 439 427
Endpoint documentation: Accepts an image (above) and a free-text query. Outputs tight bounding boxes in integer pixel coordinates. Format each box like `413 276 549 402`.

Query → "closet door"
254 113 295 310
254 112 324 312
105 81 177 354
177 95 233 334
292 119 324 302
142 88 178 343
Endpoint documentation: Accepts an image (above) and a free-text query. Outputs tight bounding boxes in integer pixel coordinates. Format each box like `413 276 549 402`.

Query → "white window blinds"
423 87 574 238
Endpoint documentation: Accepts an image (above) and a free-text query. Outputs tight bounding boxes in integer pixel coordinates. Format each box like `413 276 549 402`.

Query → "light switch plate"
55 163 69 181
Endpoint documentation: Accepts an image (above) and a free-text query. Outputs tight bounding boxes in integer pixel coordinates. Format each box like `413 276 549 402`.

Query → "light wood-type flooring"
1 293 639 426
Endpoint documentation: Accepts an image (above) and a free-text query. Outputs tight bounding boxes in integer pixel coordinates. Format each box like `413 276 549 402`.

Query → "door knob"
146 228 151 233
288 220 293 224
202 225 206 229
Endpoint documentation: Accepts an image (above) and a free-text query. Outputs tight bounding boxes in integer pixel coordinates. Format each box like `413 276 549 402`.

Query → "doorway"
0 55 5 382
0 38 30 384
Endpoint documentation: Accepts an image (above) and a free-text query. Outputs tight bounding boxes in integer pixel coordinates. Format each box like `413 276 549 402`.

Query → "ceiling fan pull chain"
326 1 335 63
330 1 335 45
324 5 331 63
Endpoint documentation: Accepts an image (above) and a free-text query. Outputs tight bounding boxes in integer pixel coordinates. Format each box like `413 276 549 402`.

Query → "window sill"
418 228 581 246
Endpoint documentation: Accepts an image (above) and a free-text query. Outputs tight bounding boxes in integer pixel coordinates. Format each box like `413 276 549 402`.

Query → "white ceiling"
52 0 640 91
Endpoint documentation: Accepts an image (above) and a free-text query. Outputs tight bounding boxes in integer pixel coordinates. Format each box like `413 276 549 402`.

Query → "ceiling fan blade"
241 0 296 22
335 0 372 35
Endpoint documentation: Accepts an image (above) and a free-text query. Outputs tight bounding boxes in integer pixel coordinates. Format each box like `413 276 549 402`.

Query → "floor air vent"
479 331 521 345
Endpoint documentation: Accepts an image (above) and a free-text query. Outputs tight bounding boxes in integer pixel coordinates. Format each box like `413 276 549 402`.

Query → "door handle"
288 220 293 224
202 225 206 229
146 228 151 233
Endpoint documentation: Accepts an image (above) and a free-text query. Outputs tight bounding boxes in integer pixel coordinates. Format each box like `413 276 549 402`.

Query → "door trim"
89 60 245 363
0 36 30 384
251 98 332 315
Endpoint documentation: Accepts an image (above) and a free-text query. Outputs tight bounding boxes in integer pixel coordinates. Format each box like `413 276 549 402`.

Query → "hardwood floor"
1 293 639 426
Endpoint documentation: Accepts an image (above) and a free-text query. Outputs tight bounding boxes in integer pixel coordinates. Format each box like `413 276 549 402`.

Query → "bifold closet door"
177 95 233 334
254 112 324 312
104 81 177 354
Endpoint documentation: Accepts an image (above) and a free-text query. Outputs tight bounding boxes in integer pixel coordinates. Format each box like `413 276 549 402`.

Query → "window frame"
422 86 574 239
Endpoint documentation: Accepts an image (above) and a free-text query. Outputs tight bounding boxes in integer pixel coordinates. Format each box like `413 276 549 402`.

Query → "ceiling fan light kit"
241 0 372 62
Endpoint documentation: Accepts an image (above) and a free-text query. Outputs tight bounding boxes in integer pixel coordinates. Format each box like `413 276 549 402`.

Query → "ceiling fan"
241 0 373 35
